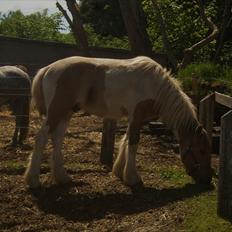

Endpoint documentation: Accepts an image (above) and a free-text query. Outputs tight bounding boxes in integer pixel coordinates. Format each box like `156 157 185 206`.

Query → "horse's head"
179 125 213 185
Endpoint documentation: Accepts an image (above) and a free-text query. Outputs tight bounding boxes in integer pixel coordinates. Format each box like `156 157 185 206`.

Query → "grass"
150 165 192 187
178 192 232 232
177 62 232 97
157 165 189 185
154 165 232 231
1 160 26 171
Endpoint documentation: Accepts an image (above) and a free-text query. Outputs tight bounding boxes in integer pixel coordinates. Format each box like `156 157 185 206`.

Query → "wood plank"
199 93 215 148
215 92 232 108
217 110 232 221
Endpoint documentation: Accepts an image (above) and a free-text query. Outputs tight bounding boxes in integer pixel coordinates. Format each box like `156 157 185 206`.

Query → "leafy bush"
0 10 60 40
177 63 232 98
85 24 129 49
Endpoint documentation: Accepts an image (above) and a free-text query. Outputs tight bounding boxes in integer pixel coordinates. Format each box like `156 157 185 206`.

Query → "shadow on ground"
30 182 214 222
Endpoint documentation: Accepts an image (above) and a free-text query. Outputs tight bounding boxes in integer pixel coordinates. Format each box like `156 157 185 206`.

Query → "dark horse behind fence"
0 65 31 146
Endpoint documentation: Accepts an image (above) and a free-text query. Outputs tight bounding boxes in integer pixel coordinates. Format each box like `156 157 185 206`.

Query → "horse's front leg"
50 119 71 185
122 121 142 186
112 133 128 180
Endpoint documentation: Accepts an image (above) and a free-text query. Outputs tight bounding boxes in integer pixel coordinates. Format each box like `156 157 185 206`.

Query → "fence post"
199 93 215 148
217 110 232 221
100 119 117 168
191 75 199 108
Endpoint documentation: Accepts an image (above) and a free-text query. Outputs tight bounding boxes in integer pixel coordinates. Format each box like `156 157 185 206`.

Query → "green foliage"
85 24 129 49
219 41 232 65
0 0 231 62
143 0 218 61
177 63 232 97
0 10 75 44
80 0 126 37
79 0 128 49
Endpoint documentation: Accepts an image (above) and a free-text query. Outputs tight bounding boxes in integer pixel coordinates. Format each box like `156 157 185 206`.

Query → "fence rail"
199 92 232 145
199 91 232 221
215 92 232 109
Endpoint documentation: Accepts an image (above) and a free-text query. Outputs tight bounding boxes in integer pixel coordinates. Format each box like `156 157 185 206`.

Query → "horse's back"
0 66 31 89
39 56 160 121
0 66 29 78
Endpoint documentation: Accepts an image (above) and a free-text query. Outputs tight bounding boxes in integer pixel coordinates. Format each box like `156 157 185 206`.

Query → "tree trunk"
62 0 90 56
118 0 152 56
214 0 232 62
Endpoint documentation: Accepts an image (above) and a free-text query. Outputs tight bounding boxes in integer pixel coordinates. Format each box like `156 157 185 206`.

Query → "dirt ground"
0 111 218 232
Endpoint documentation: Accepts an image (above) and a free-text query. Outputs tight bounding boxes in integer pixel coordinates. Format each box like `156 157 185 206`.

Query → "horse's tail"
31 66 49 116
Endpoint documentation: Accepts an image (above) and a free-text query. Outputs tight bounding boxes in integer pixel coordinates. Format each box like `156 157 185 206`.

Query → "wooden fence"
199 92 232 221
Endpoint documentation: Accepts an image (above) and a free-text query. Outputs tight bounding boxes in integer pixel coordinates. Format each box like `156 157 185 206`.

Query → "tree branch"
56 1 73 29
65 0 90 55
151 0 178 70
178 0 219 69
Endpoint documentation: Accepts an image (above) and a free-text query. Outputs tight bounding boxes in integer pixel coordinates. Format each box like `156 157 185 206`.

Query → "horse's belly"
80 95 126 120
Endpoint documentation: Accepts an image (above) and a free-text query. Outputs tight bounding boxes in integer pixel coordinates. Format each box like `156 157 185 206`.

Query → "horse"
24 56 213 188
0 65 31 146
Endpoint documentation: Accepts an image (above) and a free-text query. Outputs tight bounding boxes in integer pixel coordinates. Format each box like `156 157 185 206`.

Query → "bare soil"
0 111 218 232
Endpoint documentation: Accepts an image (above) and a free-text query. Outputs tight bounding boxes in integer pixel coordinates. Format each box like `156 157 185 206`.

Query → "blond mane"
143 59 198 131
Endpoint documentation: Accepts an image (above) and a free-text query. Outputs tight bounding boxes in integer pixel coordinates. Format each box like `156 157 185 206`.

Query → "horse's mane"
143 59 197 131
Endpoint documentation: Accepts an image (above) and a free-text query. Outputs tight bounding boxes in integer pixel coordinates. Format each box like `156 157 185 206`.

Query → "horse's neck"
177 120 199 145
152 68 197 132
158 97 197 132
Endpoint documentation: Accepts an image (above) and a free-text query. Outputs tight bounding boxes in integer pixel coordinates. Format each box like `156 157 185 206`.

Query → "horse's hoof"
127 180 144 187
112 166 124 180
112 171 123 180
53 174 72 185
129 181 145 194
4 143 17 150
18 143 32 150
122 170 143 187
123 177 144 187
24 174 41 189
25 180 41 189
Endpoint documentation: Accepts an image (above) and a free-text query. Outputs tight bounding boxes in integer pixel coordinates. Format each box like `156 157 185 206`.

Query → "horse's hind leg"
18 99 30 145
24 121 49 188
12 123 19 147
10 101 20 146
50 119 71 185
13 114 24 146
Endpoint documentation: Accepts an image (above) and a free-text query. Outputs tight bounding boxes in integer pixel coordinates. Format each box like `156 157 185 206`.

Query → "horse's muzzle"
190 167 214 185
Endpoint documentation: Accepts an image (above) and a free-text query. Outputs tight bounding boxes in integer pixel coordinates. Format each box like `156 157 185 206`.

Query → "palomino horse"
24 56 213 188
0 65 31 146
